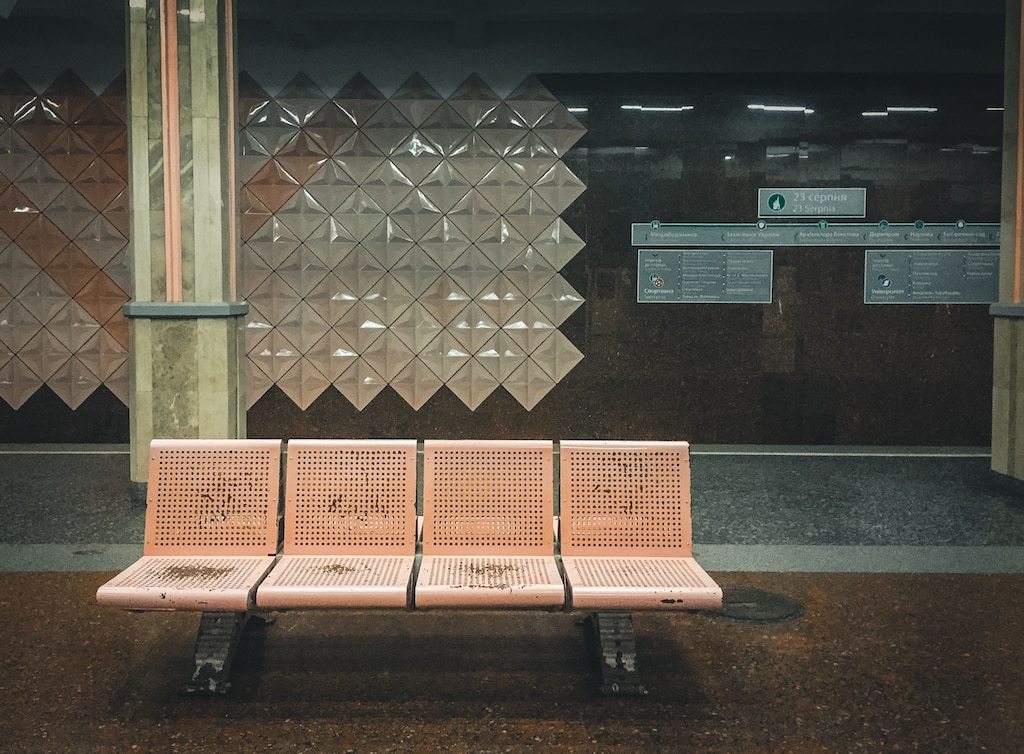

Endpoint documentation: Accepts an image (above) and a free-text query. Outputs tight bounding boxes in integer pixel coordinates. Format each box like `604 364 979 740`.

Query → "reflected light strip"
160 0 183 302
987 107 1005 111
567 106 588 113
862 111 889 117
621 104 694 112
886 106 938 113
748 103 814 114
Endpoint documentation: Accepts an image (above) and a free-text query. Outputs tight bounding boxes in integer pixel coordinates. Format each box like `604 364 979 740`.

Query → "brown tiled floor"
1 571 1021 753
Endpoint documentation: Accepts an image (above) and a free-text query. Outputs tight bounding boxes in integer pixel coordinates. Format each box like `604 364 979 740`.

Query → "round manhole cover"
712 587 804 623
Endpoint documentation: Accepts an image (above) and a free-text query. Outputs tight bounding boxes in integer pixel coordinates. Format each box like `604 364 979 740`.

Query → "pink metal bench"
415 439 565 609
256 439 417 609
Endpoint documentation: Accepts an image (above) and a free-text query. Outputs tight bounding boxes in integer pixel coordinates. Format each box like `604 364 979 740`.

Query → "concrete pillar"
124 0 245 492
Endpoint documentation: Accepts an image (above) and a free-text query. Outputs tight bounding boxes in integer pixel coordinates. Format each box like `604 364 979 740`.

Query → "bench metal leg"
183 611 268 695
589 612 648 696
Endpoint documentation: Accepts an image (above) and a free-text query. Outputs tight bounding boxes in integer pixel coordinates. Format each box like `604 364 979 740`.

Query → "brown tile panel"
0 69 36 124
44 70 98 125
44 243 99 297
103 310 129 349
75 272 127 325
0 185 39 237
73 157 126 211
41 128 96 183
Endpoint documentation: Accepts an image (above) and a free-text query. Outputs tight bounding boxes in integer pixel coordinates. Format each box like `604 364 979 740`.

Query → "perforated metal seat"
416 440 565 609
256 440 417 609
559 440 723 611
96 440 281 611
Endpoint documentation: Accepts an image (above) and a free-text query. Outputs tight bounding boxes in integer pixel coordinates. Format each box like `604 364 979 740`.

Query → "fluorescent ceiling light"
862 111 889 117
886 106 937 113
621 104 694 112
748 103 814 114
723 155 734 161
987 107 1005 112
567 107 588 113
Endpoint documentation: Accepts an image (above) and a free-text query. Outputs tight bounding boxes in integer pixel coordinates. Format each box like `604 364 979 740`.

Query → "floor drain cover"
712 587 804 623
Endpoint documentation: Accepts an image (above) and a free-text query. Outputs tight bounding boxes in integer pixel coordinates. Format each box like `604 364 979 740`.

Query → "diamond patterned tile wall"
242 72 586 411
0 70 128 411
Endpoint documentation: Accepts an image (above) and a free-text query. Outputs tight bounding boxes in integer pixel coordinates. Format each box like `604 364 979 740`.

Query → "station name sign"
758 187 866 218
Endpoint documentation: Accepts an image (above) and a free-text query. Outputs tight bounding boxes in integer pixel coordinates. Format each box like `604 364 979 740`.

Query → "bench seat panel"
256 555 415 609
416 555 565 608
562 556 723 611
96 555 275 611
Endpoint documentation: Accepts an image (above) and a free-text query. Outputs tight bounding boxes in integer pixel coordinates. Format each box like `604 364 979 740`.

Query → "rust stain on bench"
157 565 234 580
464 563 520 577
321 563 368 575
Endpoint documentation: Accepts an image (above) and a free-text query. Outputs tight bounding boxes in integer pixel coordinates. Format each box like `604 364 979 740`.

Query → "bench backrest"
143 439 282 556
422 439 554 556
559 440 692 558
283 439 417 555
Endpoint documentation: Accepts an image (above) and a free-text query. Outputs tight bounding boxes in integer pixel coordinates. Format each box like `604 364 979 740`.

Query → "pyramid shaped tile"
105 359 128 405
391 357 442 410
419 274 470 325
0 186 39 237
277 357 330 410
72 157 126 211
18 271 68 324
503 190 557 243
277 245 330 297
0 127 36 181
475 273 528 326
390 73 444 127
0 227 8 252
71 99 124 154
420 102 473 155
247 158 303 215
475 218 529 269
306 272 358 325
15 215 68 268
447 189 498 241
249 329 302 381
76 272 128 325
76 328 126 381
13 98 65 152
420 330 471 382
0 244 42 295
447 74 501 127
531 329 583 383
389 132 443 184
45 70 97 124
390 302 443 354
304 102 358 155
305 216 358 267
99 130 128 180
45 186 98 239
361 273 415 325
46 299 100 352
335 301 388 351
361 160 414 212
334 244 386 296
41 129 96 183
532 161 585 214
240 245 272 297
447 302 499 352
102 187 129 237
476 161 528 213
362 103 415 155
506 132 559 185
418 161 470 213
238 129 273 184
504 246 556 297
18 327 70 380
244 304 274 353
0 356 42 409
74 214 127 268
391 189 443 241
362 217 415 269
447 246 499 296
446 358 498 410
476 331 527 382
278 301 331 353
334 188 386 241
419 217 471 269
475 103 528 156
333 74 386 127
505 76 558 127
274 73 328 126
363 329 414 382
247 215 301 268
15 157 65 209
334 131 385 183
247 100 301 154
248 272 301 324
0 333 12 367
48 355 101 409
306 329 359 381
501 303 556 354
533 217 585 270
274 131 329 185
533 274 584 326
447 131 500 185
246 356 274 409
533 103 586 156
390 245 443 297
103 310 128 349
44 244 97 297
102 247 130 295
238 71 272 127
334 357 386 410
502 357 555 410
99 73 126 118
0 71 36 125
304 158 357 212
275 188 329 242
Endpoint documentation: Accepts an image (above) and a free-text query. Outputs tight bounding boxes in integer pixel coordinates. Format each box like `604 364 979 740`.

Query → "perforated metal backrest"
283 439 417 555
143 439 282 556
422 440 554 555
559 440 692 557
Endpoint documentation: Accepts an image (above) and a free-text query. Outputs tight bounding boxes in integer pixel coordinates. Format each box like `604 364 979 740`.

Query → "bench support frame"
589 611 648 696
183 611 270 695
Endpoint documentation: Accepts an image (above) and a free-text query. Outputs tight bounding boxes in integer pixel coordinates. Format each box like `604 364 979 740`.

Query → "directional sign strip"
630 222 1000 248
